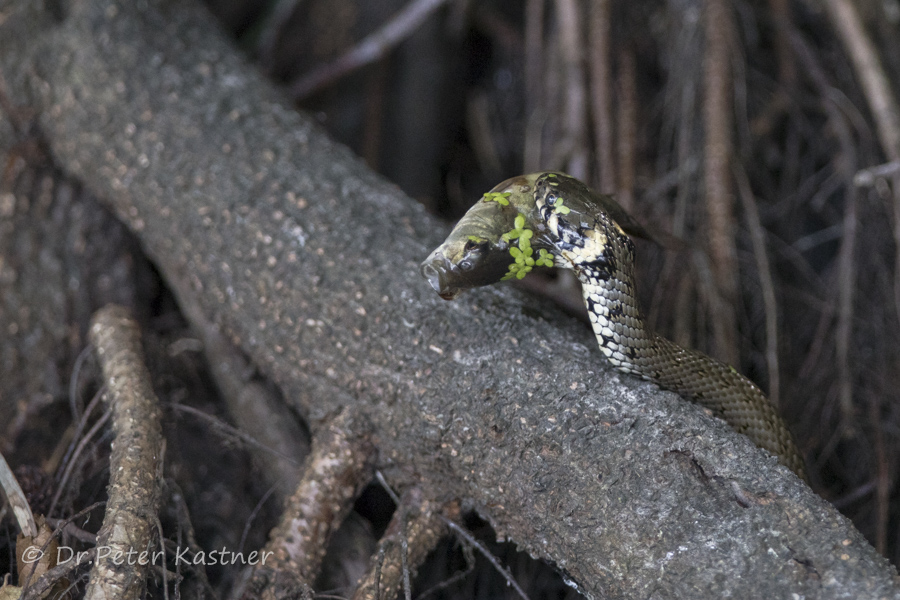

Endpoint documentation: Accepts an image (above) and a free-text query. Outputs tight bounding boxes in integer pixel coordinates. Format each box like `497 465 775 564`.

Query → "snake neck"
535 190 655 377
575 253 654 379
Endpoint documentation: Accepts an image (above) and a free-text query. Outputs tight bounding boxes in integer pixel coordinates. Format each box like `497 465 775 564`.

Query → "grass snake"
420 172 806 480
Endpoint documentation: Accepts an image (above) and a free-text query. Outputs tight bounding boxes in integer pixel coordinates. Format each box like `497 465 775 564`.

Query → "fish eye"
463 239 484 252
459 259 474 271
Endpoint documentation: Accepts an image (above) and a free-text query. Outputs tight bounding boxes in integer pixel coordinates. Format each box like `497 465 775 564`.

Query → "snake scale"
421 172 806 479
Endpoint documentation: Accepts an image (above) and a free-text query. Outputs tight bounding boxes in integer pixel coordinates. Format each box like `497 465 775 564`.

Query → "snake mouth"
420 252 464 300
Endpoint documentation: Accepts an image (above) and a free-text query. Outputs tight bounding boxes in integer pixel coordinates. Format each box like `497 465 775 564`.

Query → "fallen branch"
1 1 898 597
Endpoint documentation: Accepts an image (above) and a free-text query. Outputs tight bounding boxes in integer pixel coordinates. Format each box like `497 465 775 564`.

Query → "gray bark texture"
1 0 898 598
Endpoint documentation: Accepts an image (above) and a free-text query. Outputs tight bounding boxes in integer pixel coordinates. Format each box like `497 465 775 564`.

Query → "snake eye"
464 239 485 252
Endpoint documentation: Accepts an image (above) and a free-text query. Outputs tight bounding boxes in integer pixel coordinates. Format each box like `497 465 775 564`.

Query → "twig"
352 489 453 600
822 0 900 164
867 396 891 554
553 0 589 179
55 384 106 486
790 28 861 429
47 500 106 545
256 0 304 66
703 0 739 366
734 165 781 406
652 4 704 353
822 0 900 325
440 518 530 600
167 483 217 600
588 0 615 193
237 483 279 557
154 515 169 600
242 411 374 598
68 343 94 422
21 548 96 600
831 480 876 509
0 450 35 536
414 541 475 600
168 403 301 467
85 305 165 600
46 517 98 544
616 47 637 211
288 0 451 100
768 0 796 87
375 470 401 505
853 161 900 187
522 0 545 172
834 182 859 429
48 402 111 518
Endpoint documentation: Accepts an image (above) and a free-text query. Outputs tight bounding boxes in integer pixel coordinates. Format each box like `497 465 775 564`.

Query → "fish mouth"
420 251 464 300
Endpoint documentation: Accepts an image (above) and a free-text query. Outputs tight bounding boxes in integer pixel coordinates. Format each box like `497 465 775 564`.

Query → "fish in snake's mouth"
419 239 515 300
419 175 539 300
419 252 465 300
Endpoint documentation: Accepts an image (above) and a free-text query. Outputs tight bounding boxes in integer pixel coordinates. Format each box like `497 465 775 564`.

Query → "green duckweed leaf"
500 213 540 281
482 192 511 205
535 249 554 267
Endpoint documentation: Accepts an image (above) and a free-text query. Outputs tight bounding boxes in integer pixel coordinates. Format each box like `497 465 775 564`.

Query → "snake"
420 172 806 480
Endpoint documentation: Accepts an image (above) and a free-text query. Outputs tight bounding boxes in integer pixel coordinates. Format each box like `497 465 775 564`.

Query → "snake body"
421 172 806 479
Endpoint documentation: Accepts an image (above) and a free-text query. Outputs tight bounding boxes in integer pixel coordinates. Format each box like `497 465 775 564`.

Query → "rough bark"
1 1 898 598
0 148 140 449
87 306 164 600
